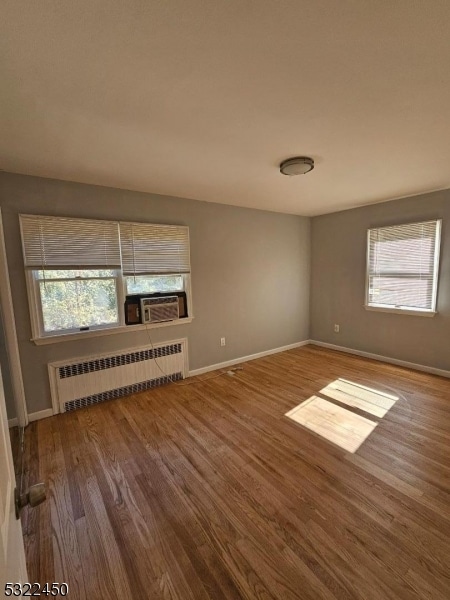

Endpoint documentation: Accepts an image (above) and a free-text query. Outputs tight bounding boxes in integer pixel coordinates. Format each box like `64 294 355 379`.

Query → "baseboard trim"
189 340 310 377
310 340 450 379
9 408 54 426
28 408 54 423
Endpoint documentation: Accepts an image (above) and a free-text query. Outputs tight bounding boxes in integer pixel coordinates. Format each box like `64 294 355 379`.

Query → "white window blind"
367 220 441 312
119 222 190 275
20 215 121 269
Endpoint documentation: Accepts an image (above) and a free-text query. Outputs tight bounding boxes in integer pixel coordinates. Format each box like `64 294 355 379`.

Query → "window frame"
29 269 123 337
26 269 194 343
124 273 186 296
124 272 193 319
21 214 194 343
364 219 442 317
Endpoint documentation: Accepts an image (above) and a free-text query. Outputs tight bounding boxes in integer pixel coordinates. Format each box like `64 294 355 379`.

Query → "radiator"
48 338 188 413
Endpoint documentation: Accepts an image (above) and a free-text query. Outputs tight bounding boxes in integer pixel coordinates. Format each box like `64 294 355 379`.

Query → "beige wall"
0 172 311 415
310 190 450 371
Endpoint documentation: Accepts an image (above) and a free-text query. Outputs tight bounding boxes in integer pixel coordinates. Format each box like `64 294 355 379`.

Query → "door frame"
0 362 28 586
0 209 28 427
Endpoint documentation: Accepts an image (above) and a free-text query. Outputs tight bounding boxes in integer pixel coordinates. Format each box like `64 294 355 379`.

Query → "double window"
366 219 441 315
20 214 191 339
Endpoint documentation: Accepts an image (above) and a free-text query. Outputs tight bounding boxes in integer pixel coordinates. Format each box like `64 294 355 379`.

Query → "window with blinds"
119 222 190 275
20 214 121 269
366 220 441 313
19 214 191 339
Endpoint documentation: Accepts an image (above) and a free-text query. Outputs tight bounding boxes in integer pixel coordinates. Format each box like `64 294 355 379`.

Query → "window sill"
364 305 436 317
31 317 194 345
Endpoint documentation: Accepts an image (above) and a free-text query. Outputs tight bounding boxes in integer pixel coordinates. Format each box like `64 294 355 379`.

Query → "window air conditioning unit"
140 296 179 324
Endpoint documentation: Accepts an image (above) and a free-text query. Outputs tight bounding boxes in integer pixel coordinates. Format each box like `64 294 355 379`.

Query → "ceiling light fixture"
279 156 314 176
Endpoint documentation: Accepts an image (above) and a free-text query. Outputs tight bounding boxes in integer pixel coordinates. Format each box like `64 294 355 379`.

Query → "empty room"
1 2 449 599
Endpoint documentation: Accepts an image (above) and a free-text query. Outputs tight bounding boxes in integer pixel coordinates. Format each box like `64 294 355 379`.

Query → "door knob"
15 483 46 519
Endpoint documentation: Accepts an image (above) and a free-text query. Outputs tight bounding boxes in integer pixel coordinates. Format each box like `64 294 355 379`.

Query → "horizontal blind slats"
368 220 439 310
20 215 121 269
120 222 190 275
20 215 191 276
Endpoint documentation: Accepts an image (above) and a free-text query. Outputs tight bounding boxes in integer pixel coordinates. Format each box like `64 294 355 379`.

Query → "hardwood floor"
21 345 450 599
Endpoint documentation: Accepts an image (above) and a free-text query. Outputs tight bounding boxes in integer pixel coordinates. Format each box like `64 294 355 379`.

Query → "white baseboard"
310 340 450 379
189 340 310 377
28 408 54 423
9 408 54 427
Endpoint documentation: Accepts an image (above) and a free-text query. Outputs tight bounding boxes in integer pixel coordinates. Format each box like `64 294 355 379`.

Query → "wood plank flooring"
21 345 450 599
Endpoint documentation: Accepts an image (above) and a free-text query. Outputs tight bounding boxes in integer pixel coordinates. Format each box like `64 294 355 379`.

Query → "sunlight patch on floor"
286 379 398 453
320 378 398 418
286 396 378 453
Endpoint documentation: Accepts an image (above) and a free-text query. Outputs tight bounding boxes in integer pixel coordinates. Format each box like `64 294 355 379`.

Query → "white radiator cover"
48 338 188 413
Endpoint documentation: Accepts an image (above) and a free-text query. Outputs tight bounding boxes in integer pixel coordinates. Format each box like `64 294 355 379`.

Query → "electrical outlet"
334 324 340 333
220 337 226 346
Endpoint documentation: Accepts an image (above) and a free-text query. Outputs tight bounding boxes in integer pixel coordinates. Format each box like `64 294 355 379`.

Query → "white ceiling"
1 1 450 216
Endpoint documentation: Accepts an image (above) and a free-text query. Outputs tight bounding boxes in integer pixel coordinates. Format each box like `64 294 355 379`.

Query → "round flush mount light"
279 156 314 176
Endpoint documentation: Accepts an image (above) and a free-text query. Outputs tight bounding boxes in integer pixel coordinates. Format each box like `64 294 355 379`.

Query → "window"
125 274 184 295
20 214 192 340
119 221 190 277
366 220 441 315
36 270 120 333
